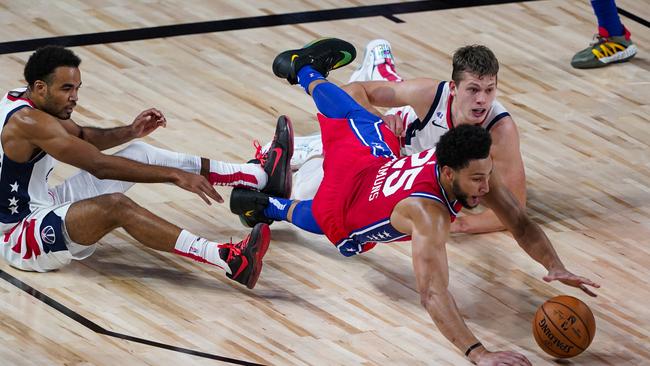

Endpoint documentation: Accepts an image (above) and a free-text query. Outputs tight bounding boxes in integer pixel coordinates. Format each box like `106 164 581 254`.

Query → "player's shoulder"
488 114 518 142
402 195 449 223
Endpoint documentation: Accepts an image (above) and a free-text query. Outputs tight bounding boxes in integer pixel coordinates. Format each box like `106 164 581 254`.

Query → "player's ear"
440 165 455 181
33 80 48 96
449 80 456 97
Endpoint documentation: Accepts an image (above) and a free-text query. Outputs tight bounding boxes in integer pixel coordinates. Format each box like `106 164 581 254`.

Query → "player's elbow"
342 82 366 101
419 286 447 310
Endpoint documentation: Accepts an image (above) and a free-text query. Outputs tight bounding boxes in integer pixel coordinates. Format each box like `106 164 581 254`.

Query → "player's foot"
261 134 323 171
571 27 637 69
218 223 270 289
252 115 294 198
290 134 322 170
273 38 357 84
230 188 273 228
349 39 403 83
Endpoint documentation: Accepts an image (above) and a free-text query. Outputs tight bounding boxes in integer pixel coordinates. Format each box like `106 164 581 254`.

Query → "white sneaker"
348 39 403 83
262 134 323 171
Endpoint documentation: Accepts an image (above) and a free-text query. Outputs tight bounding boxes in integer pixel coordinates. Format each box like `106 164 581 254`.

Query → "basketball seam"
541 305 586 352
547 300 594 344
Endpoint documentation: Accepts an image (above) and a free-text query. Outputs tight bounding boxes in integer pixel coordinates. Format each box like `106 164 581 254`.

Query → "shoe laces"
253 140 267 165
218 236 248 262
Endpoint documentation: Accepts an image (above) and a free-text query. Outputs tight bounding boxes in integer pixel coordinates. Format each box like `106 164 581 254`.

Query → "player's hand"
131 108 167 138
543 267 600 297
174 171 223 204
382 114 405 137
476 350 532 366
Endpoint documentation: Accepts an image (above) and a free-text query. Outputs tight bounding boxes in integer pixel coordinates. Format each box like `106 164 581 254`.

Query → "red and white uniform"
0 88 94 272
312 113 461 256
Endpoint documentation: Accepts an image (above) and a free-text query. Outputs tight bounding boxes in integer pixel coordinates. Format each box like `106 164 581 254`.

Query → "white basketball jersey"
0 88 56 228
389 81 510 156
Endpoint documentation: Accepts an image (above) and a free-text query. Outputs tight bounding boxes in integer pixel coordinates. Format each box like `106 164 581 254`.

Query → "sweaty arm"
391 198 487 363
453 117 526 234
59 119 137 150
482 171 600 297
482 170 561 270
59 108 166 150
9 108 220 204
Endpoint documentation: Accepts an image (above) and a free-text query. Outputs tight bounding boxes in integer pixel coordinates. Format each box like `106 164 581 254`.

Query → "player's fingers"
580 284 598 297
510 352 532 366
196 191 211 205
151 108 163 117
203 183 223 203
578 276 601 288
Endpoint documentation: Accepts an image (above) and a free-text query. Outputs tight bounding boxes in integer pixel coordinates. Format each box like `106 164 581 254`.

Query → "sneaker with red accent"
218 223 270 289
256 115 294 198
571 26 637 69
348 39 403 83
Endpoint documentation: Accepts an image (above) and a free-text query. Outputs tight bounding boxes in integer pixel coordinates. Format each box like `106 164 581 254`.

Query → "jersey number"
382 150 435 197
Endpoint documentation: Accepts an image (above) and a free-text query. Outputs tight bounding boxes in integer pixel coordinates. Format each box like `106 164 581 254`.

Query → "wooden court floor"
0 0 648 365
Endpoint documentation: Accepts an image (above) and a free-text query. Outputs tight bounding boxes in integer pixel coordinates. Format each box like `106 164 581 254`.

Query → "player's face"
451 157 492 209
449 72 497 125
41 66 81 120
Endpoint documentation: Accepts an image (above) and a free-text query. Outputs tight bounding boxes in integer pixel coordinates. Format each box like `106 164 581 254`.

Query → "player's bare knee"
100 193 138 214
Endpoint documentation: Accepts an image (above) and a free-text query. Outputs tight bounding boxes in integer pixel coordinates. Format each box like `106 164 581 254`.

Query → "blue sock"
262 199 323 234
297 65 325 94
289 200 323 234
591 0 624 37
263 197 292 221
311 82 378 121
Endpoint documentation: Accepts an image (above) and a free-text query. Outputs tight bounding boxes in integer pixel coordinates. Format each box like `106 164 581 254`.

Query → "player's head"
436 124 492 209
24 45 82 120
449 45 499 126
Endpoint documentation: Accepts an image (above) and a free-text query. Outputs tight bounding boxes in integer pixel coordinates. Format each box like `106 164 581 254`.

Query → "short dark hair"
24 45 81 87
436 124 492 170
451 45 499 84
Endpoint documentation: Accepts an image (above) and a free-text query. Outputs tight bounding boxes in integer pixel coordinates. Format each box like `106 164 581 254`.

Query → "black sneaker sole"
244 223 271 289
272 38 356 84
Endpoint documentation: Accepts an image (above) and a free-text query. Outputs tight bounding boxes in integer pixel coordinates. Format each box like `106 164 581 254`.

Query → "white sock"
116 141 202 174
207 161 267 189
173 229 231 274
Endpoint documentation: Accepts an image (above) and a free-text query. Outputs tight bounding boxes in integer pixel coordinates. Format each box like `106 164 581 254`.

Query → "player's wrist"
466 342 486 364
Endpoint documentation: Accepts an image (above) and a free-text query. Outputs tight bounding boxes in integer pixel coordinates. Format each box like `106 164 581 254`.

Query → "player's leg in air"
230 38 392 249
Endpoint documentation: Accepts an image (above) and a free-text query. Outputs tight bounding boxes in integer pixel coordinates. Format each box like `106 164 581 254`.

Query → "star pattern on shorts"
9 181 19 192
8 197 18 206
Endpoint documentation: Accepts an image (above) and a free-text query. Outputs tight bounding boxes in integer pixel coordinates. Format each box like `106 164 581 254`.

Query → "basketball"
533 295 596 358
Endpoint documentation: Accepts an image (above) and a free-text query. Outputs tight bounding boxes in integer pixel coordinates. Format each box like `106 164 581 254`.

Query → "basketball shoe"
252 115 294 198
571 26 637 69
218 223 270 289
230 189 273 228
349 39 403 83
273 38 356 84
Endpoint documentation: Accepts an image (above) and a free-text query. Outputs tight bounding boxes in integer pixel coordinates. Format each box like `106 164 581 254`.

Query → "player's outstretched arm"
11 108 221 204
392 198 531 365
482 171 600 297
59 108 167 150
